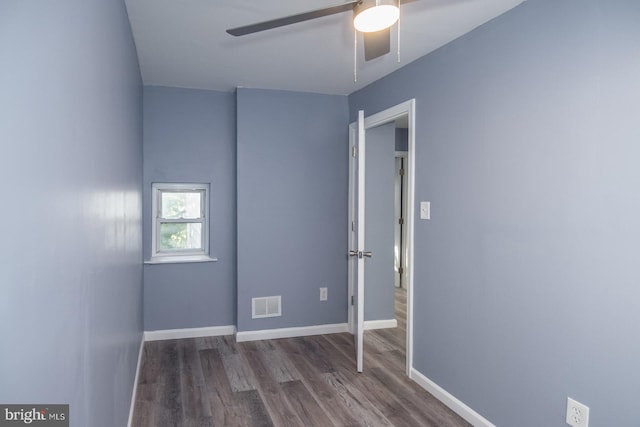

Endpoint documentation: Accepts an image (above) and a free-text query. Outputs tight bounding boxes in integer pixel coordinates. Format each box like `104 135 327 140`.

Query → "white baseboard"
144 325 236 342
364 318 398 330
236 323 349 342
410 368 496 427
127 334 145 427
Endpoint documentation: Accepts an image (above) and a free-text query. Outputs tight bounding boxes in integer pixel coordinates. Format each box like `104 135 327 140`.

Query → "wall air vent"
252 296 282 319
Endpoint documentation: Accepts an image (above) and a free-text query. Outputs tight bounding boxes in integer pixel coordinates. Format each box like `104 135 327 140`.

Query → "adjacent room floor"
131 288 470 426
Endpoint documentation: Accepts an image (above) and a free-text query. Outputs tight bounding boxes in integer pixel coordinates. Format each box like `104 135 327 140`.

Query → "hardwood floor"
131 288 470 427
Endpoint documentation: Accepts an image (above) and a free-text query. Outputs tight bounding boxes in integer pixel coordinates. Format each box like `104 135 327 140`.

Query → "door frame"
394 151 408 289
347 99 416 376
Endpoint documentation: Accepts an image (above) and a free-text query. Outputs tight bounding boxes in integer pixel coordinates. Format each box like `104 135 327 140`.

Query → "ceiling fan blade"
227 1 360 37
363 28 391 61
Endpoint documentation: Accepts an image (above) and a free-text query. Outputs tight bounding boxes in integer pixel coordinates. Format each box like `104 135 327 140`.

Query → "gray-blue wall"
395 128 408 152
143 86 236 330
0 0 143 426
236 88 349 332
350 0 640 425
364 123 396 322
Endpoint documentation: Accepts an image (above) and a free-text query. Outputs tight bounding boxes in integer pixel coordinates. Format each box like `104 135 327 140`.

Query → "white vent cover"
252 296 281 319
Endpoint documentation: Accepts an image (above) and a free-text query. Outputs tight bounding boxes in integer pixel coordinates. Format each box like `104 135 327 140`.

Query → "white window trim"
149 182 216 264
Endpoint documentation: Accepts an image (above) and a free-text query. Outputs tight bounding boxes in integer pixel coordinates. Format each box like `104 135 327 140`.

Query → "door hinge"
351 221 355 231
351 295 354 305
352 146 357 157
399 218 404 225
399 167 405 176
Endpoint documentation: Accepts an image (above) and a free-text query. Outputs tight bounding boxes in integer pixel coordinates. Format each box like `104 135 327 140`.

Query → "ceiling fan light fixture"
353 1 399 33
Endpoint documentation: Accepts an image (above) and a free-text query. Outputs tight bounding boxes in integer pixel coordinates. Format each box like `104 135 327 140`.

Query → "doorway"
348 99 416 376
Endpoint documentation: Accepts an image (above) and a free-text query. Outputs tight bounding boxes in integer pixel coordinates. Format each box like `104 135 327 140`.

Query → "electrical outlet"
320 287 328 301
566 397 589 427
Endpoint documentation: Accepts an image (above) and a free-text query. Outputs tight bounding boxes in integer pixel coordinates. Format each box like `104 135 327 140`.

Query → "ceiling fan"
226 0 402 61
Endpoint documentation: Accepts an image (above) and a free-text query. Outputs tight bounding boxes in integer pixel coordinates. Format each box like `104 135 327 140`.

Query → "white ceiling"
125 0 526 95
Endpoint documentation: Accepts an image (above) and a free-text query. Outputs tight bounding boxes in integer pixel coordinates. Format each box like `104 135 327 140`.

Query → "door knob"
363 251 372 258
349 250 359 257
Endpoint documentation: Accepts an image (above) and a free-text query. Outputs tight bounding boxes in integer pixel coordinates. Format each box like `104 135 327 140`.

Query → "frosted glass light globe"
354 5 400 33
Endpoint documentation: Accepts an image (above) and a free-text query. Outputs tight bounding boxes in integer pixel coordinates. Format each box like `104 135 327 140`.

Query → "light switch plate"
420 201 431 220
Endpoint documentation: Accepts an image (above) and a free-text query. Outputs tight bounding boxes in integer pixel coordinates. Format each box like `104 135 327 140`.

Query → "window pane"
159 223 202 251
160 191 202 219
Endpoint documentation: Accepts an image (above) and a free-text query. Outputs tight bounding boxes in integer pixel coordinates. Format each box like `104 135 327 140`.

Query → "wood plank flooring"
132 288 470 427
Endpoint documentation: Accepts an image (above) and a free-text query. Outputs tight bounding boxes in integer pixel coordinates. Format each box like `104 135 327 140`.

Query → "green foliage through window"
159 223 202 250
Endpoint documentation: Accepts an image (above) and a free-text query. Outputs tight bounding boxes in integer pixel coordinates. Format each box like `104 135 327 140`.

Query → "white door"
350 112 398 373
349 110 366 373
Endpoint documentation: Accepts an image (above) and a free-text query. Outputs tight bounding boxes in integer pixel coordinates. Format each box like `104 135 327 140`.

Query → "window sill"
144 255 218 265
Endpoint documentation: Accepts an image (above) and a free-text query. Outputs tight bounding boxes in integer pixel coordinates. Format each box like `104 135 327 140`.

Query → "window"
150 183 212 262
